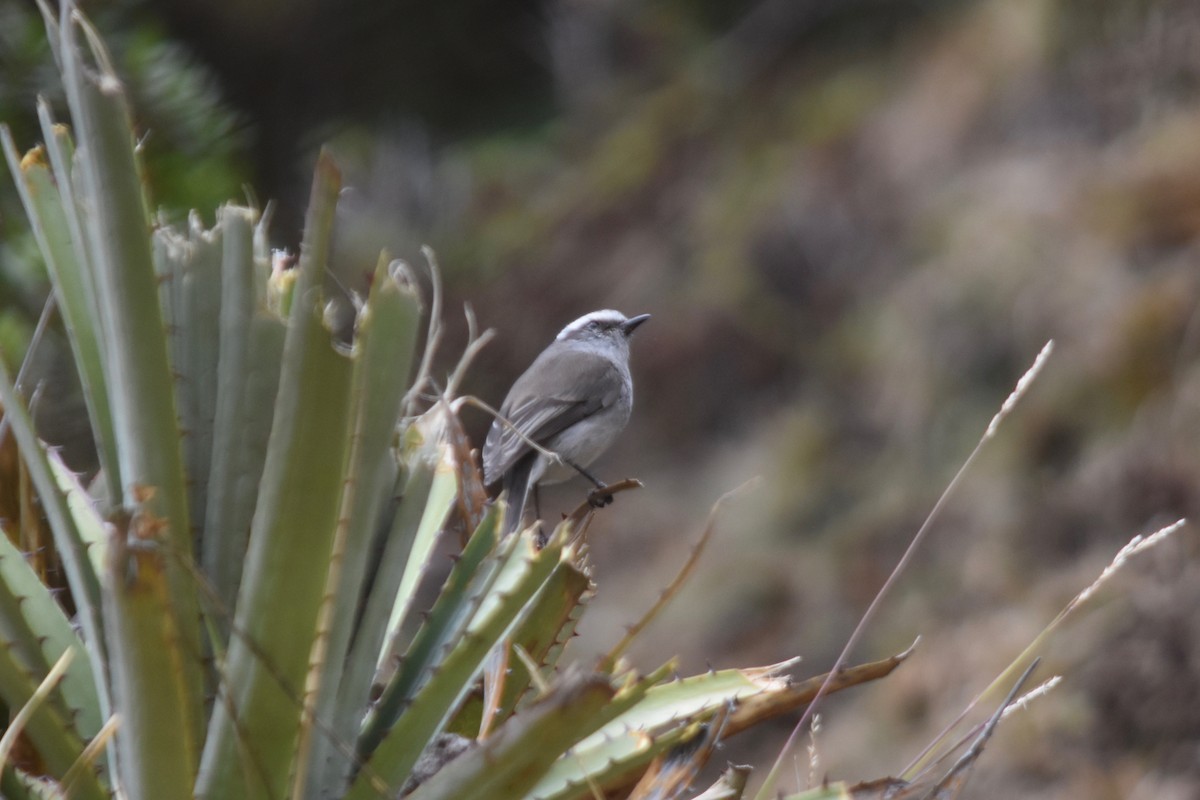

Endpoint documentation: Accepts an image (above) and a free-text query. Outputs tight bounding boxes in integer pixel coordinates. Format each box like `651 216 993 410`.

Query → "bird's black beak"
622 313 651 336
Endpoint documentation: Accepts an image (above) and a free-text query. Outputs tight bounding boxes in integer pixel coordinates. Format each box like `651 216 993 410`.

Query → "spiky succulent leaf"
196 152 354 800
296 253 423 799
200 204 284 622
0 533 100 739
347 528 564 800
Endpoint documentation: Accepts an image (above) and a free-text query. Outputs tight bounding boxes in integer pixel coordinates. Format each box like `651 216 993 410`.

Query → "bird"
482 309 650 534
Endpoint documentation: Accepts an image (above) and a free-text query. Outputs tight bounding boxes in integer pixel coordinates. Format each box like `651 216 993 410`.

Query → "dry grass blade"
755 342 1053 800
61 714 121 790
902 518 1186 779
921 658 1042 799
837 661 1041 800
0 648 74 771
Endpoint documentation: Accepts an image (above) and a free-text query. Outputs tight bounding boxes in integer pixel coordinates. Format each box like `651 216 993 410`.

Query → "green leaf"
381 419 462 663
528 665 790 800
295 254 423 799
359 505 502 756
448 556 593 736
328 435 451 795
346 529 563 800
47 452 108 580
102 536 200 800
0 623 106 800
200 205 284 621
61 0 193 554
152 215 224 545
0 362 110 732
0 121 119 506
0 533 100 739
59 12 205 763
405 670 617 800
196 150 354 800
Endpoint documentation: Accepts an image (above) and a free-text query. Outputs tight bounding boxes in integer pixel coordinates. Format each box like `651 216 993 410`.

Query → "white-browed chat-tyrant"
482 309 649 533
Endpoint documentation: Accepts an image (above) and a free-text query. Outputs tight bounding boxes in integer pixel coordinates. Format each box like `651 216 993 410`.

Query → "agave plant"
0 6 904 800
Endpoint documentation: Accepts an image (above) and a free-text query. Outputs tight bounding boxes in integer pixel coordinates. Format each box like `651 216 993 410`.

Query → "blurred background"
3 0 1200 796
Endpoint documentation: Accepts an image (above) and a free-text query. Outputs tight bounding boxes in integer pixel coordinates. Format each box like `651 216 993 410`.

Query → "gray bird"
482 309 650 534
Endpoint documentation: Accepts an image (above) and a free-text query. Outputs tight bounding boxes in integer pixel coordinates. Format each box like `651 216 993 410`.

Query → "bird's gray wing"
482 349 622 487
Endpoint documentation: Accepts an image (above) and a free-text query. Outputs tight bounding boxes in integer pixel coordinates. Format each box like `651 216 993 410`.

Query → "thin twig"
402 248 443 418
444 304 495 399
601 480 758 671
564 478 644 527
456 395 574 468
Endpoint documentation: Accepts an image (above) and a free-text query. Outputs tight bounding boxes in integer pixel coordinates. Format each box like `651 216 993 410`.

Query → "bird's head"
555 309 651 346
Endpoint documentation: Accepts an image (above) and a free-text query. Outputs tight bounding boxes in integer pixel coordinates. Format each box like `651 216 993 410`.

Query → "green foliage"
0 7 902 800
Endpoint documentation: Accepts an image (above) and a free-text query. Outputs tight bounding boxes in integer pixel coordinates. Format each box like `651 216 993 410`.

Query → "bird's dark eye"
587 321 601 331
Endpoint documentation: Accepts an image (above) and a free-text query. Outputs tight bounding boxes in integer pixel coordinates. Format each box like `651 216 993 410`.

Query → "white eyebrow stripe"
556 309 626 340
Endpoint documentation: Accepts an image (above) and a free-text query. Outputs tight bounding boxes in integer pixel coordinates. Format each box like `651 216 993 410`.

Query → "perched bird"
483 309 650 534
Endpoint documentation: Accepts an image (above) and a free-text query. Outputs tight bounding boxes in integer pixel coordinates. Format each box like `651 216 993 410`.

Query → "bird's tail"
500 454 536 536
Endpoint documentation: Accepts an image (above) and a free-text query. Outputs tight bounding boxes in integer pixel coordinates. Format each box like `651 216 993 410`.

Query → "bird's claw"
587 487 615 508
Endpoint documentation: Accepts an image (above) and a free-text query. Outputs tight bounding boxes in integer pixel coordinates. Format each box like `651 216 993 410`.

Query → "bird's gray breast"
538 367 632 484
482 339 633 487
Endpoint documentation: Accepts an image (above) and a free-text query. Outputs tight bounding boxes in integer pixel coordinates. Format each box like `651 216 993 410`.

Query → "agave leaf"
0 767 42 800
0 533 100 739
0 363 109 728
531 722 695 800
492 553 593 717
295 254 422 799
59 11 205 764
724 649 911 737
359 505 503 755
0 574 66 724
344 437 433 669
152 215 223 544
693 764 752 800
61 0 193 562
328 437 452 795
0 621 106 799
405 669 617 800
0 127 117 504
201 204 284 620
102 532 198 800
346 529 564 800
449 555 593 737
527 663 793 800
46 452 107 579
592 662 794 742
380 414 463 663
196 151 353 800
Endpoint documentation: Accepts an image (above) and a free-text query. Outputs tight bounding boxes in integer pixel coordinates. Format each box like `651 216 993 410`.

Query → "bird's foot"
587 485 615 508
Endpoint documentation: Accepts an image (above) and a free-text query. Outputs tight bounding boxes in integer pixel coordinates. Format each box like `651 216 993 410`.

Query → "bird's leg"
533 483 542 520
564 458 614 508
